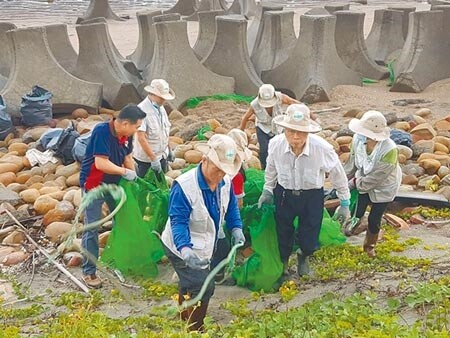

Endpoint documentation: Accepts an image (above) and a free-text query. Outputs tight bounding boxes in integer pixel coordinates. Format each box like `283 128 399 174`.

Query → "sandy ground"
2 0 450 333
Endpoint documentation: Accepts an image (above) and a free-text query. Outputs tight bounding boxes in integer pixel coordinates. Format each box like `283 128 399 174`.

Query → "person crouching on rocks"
344 110 402 257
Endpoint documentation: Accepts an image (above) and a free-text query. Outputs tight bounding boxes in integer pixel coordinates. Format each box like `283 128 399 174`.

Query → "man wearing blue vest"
79 104 146 288
161 134 245 332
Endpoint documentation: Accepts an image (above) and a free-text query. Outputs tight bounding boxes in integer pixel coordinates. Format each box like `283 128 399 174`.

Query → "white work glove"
333 200 351 225
180 247 209 270
122 168 137 181
167 148 175 162
151 160 162 173
231 228 245 245
257 189 273 208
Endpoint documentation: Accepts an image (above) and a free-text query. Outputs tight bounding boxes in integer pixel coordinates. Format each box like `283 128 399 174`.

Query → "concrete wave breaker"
334 11 388 80
186 0 226 21
164 0 199 17
193 10 224 60
247 2 283 55
45 24 78 75
365 9 405 65
77 0 123 23
202 15 262 96
1 26 102 116
391 9 450 93
74 23 142 110
143 19 234 108
225 0 257 17
262 14 361 103
251 10 296 76
388 6 416 39
127 10 163 71
0 22 16 78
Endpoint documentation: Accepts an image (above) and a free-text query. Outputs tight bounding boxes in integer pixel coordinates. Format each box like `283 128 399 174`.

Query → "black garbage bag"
20 86 53 126
50 121 80 165
0 95 13 141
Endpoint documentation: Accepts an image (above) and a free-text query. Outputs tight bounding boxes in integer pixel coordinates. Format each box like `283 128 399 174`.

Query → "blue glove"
122 169 137 181
151 160 162 173
333 199 351 224
180 247 209 270
231 228 245 245
257 189 273 208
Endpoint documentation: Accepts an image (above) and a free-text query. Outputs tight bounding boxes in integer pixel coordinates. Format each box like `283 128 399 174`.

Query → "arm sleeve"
225 185 243 231
137 118 148 132
127 136 133 155
325 148 350 200
263 141 278 192
232 173 245 198
343 140 357 178
357 149 398 192
91 128 110 157
168 182 193 251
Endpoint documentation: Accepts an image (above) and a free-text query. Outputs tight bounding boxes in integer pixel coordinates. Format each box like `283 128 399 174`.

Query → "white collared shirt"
133 96 171 162
263 133 350 200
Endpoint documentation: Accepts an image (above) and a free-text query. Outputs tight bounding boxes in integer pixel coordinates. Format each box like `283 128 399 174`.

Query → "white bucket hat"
349 110 390 141
144 79 176 101
273 103 321 133
257 84 278 108
227 128 253 162
197 134 243 176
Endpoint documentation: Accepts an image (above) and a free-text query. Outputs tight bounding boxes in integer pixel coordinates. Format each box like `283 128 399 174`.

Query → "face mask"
355 134 367 143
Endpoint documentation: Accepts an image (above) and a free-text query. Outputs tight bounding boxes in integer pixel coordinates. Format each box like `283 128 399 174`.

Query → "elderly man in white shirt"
258 104 351 277
133 79 175 177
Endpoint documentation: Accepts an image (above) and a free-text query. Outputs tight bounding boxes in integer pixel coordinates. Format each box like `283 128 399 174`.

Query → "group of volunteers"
78 80 401 331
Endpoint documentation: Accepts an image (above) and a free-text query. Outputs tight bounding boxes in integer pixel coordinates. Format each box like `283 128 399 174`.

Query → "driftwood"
3 210 89 294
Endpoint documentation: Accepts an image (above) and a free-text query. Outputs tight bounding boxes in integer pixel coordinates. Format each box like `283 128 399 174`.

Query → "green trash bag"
318 208 346 247
100 178 165 278
243 168 265 206
233 205 283 292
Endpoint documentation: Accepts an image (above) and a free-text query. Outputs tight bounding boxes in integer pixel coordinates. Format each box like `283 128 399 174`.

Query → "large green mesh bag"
243 168 265 206
318 209 346 247
233 204 283 292
184 94 254 109
100 176 166 279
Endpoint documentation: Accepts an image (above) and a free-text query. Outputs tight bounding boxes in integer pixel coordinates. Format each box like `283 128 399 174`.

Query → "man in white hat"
239 84 299 169
344 110 401 257
258 103 350 277
161 134 245 331
133 79 176 177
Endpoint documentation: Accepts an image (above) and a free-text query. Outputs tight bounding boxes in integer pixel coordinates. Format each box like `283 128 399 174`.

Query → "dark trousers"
256 126 274 170
355 192 389 234
274 184 324 262
134 157 168 178
210 237 231 270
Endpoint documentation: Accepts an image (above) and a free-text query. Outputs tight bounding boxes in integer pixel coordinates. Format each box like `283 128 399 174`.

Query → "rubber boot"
188 301 209 332
363 231 378 258
297 251 310 277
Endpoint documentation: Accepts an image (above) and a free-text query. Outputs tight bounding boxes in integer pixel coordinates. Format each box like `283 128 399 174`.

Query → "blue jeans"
81 191 116 275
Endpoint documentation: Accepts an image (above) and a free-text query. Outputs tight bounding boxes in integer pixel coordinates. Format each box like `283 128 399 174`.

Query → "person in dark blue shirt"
79 104 145 288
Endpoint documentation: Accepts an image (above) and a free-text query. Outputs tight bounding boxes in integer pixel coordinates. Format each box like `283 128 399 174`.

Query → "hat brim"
237 148 253 162
258 96 278 108
197 143 242 177
144 85 176 100
349 118 390 141
273 115 322 133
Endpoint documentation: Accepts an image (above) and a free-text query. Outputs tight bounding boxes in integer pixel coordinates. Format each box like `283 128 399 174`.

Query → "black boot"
297 251 311 277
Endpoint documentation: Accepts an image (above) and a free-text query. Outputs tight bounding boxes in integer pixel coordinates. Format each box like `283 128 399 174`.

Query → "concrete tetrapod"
324 4 350 14
0 22 16 78
248 2 283 55
262 14 361 103
431 4 450 33
45 24 78 74
153 14 182 23
387 6 416 39
202 15 262 96
164 0 199 16
225 0 257 16
193 10 224 60
186 0 225 21
391 10 450 93
74 23 142 110
143 20 234 108
251 10 296 76
1 27 102 116
334 11 388 80
77 0 123 23
365 9 405 65
126 10 163 71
